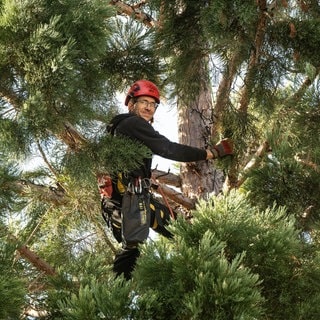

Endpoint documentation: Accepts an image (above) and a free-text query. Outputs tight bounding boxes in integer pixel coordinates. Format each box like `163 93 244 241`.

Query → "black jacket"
109 113 207 178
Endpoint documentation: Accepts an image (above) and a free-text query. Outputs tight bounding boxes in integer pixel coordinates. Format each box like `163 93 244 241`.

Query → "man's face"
129 96 158 122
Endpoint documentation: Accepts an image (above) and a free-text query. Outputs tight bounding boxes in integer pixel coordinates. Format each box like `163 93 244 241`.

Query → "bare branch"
224 140 270 192
109 0 158 28
287 67 320 104
36 141 59 178
295 154 319 172
8 233 56 276
17 244 56 276
152 169 181 187
0 84 23 109
236 140 270 188
56 121 88 151
152 182 196 210
10 180 68 206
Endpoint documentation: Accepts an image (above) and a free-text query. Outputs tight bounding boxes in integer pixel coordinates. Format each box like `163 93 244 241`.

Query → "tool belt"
100 176 172 245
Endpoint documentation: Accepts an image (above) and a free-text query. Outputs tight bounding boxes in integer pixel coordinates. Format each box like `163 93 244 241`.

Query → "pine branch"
93 220 118 254
8 178 119 271
36 141 59 178
1 107 16 117
287 67 320 104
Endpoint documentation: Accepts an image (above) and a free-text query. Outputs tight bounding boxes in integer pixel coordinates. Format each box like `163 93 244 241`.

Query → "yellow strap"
117 173 126 194
150 203 158 229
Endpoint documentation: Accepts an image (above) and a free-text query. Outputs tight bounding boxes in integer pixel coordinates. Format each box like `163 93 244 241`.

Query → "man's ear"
127 100 135 112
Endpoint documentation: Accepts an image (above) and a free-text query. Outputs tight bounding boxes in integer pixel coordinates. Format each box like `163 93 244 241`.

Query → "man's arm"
118 116 233 162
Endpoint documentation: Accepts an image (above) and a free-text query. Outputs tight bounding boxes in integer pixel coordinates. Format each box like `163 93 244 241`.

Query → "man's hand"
212 138 233 159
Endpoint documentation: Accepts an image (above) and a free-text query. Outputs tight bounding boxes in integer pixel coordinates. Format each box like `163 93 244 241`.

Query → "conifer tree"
0 0 154 316
1 0 320 318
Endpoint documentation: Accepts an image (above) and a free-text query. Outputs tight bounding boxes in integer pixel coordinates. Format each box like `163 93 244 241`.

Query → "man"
106 79 233 279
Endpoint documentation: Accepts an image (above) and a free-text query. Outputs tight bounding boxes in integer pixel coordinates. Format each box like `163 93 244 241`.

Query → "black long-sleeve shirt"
109 113 207 178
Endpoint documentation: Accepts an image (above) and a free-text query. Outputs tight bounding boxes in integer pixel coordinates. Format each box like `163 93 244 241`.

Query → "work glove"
212 138 233 159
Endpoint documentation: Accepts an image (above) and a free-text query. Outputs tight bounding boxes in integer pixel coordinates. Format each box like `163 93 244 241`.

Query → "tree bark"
178 70 221 199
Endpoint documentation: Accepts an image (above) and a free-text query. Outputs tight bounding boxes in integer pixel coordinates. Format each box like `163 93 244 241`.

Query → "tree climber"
101 79 233 280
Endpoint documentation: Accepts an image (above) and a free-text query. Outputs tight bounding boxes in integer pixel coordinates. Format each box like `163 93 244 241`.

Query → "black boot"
113 246 140 280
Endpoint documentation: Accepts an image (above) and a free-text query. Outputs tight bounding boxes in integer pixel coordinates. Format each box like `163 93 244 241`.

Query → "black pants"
113 247 140 280
112 193 173 280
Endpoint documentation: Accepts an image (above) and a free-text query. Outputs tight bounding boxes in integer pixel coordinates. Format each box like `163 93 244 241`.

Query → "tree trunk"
178 71 222 199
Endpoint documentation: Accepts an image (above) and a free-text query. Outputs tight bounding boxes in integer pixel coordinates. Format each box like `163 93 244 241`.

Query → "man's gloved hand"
212 138 233 159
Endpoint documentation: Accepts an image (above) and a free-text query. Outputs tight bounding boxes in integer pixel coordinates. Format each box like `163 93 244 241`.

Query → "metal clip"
135 177 142 194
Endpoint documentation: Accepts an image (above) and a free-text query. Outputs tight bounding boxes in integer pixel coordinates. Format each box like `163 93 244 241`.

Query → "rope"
154 181 176 220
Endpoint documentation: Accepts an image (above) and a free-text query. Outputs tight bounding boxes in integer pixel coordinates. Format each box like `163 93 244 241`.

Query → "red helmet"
125 80 160 106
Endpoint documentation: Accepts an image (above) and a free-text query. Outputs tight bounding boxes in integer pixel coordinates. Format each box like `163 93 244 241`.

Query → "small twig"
25 206 52 246
36 140 58 176
0 107 16 117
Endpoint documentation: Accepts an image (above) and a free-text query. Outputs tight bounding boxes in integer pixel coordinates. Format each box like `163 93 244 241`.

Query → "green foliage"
292 81 320 151
0 160 25 213
56 276 133 320
134 235 263 320
0 118 31 158
153 1 211 102
127 191 320 319
44 255 118 318
1 0 320 318
0 275 26 319
103 17 162 92
243 79 320 229
272 18 320 68
0 232 27 319
201 0 258 48
63 135 152 185
0 0 115 138
244 155 320 225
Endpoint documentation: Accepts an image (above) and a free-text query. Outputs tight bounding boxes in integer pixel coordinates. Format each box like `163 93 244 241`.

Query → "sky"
150 104 178 172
